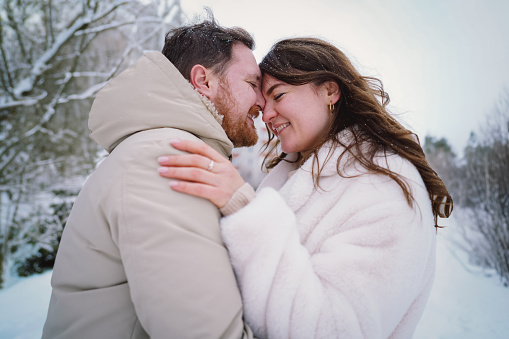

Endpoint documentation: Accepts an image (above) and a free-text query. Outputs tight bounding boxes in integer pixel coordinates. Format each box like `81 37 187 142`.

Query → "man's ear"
324 81 341 105
190 64 217 100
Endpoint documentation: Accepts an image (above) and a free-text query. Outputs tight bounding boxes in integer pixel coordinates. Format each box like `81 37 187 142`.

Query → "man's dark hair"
162 12 254 80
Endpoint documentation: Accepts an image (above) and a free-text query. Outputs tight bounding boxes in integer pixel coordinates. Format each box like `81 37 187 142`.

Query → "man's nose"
255 88 265 111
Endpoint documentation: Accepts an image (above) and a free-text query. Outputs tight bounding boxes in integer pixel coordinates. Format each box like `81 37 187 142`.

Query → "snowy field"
1 219 508 338
414 230 509 338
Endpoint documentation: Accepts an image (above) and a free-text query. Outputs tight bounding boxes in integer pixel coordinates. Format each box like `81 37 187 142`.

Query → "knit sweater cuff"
220 183 256 216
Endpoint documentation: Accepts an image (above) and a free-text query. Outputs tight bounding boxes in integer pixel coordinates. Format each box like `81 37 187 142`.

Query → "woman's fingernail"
158 167 169 174
170 138 181 145
169 180 178 187
157 156 169 163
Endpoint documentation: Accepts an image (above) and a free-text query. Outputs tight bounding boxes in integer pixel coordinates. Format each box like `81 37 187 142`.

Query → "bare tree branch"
5 0 28 61
12 0 131 99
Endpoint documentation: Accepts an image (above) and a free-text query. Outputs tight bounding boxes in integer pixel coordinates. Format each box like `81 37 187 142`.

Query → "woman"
158 38 453 338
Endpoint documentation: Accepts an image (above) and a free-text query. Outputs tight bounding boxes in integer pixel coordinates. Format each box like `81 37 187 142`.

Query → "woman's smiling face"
261 74 337 154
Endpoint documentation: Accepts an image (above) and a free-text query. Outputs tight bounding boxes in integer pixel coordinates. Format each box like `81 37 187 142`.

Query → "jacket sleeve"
107 130 252 339
220 166 436 338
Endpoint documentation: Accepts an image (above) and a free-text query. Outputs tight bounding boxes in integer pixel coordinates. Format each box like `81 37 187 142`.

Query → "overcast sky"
180 0 509 155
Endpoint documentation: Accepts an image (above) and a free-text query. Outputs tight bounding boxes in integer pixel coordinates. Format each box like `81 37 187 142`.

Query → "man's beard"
214 79 259 147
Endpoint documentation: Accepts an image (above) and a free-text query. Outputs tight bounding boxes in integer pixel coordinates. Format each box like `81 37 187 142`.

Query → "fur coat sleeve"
220 146 437 339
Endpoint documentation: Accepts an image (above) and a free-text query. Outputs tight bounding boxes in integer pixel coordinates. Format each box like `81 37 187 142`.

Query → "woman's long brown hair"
259 38 453 228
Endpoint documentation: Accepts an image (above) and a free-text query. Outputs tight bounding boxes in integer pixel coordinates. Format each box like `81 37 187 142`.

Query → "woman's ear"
190 64 217 100
324 81 341 104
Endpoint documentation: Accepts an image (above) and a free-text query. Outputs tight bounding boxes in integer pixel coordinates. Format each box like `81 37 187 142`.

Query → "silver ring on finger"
207 159 214 172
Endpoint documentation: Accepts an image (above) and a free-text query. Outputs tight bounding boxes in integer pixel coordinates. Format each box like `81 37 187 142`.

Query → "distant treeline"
424 93 509 286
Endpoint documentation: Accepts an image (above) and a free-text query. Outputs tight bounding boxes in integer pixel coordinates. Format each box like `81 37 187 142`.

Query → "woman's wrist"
219 183 256 216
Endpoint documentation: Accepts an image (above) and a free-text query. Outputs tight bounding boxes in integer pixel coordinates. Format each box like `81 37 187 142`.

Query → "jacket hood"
88 51 233 156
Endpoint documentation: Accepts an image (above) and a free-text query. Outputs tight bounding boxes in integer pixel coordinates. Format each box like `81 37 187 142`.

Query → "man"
42 16 264 339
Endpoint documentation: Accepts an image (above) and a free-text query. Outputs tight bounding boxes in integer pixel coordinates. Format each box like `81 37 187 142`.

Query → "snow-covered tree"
0 0 182 287
423 135 461 204
457 94 509 286
424 93 509 286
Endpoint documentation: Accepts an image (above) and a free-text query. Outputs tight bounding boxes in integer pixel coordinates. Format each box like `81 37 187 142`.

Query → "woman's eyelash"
274 93 285 100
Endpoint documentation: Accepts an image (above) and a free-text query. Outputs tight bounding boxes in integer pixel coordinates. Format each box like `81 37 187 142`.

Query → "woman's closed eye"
274 92 285 101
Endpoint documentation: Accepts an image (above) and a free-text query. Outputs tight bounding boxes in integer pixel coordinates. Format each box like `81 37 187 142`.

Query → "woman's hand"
157 139 246 208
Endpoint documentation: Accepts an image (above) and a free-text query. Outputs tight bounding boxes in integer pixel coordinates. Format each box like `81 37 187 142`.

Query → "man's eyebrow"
247 74 261 81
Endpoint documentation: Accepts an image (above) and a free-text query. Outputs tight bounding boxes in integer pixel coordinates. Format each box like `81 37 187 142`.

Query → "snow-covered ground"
414 229 509 338
0 271 52 339
1 219 508 338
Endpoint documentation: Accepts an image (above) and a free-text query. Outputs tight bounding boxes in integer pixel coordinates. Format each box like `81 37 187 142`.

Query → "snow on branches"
0 0 182 286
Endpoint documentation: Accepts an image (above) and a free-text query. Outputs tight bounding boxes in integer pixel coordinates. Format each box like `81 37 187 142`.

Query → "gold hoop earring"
329 102 335 114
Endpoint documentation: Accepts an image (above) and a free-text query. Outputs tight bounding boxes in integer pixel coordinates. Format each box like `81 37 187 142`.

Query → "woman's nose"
262 104 276 123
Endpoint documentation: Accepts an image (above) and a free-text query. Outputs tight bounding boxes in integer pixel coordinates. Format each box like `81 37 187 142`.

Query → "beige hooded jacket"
42 52 252 339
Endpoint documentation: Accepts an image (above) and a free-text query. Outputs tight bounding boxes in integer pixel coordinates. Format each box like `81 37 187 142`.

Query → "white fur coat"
220 139 436 339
